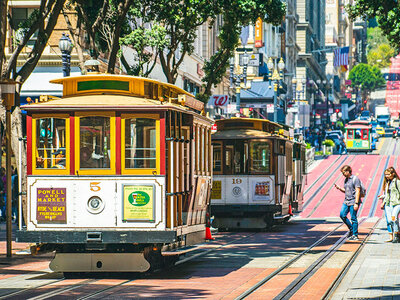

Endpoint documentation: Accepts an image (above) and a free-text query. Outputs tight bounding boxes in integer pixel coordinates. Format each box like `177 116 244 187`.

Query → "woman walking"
380 167 400 243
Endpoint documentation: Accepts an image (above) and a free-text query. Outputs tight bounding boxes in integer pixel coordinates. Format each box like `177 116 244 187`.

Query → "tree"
367 43 395 68
200 0 285 102
0 0 67 222
65 0 133 74
348 63 386 101
347 1 400 51
118 3 167 77
367 27 391 52
146 0 220 84
2 0 67 83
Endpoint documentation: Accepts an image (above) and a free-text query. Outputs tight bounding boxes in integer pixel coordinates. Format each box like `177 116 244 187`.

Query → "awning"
240 81 275 102
20 66 81 97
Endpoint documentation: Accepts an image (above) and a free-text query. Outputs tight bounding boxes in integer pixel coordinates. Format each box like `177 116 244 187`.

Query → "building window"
183 79 200 96
11 8 38 47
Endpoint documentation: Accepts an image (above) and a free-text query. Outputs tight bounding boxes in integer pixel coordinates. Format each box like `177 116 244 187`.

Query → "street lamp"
0 81 16 258
267 57 285 122
229 53 249 114
58 33 73 77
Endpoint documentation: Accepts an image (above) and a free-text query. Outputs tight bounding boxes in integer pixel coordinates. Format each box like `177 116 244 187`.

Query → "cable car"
17 74 213 273
345 120 372 152
210 118 306 229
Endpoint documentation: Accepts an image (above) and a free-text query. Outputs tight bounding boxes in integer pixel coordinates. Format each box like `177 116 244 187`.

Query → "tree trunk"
0 105 27 223
0 0 7 78
107 0 132 74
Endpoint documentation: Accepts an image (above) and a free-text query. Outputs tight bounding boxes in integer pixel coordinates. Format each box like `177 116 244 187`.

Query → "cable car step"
162 245 199 256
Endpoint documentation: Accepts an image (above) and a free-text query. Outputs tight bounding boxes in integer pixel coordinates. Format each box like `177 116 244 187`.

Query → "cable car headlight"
87 196 105 214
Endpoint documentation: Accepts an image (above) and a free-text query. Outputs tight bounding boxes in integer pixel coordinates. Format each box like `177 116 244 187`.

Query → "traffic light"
249 107 253 111
335 109 339 113
363 100 367 104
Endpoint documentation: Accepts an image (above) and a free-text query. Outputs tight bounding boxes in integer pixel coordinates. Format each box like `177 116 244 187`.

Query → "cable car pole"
0 81 16 257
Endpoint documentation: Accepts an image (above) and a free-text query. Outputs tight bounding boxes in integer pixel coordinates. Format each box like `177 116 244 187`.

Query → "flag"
333 46 349 67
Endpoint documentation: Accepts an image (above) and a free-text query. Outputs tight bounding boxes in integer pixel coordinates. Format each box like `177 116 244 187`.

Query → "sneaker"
349 235 359 241
347 231 353 238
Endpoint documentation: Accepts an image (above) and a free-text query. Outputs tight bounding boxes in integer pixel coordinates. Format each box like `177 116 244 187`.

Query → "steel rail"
234 222 346 300
356 155 384 216
305 155 357 218
368 155 390 217
303 155 345 196
323 217 381 299
0 278 94 300
273 218 368 300
56 233 257 300
27 279 98 300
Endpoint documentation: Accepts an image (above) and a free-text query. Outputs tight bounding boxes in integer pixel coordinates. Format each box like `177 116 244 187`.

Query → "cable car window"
35 118 67 169
250 141 271 174
225 145 234 175
80 116 111 169
124 118 156 168
347 129 354 139
213 143 222 173
361 129 369 140
355 129 362 139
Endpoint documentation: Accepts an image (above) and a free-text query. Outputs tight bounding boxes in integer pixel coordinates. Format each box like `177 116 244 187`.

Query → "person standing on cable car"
334 165 361 241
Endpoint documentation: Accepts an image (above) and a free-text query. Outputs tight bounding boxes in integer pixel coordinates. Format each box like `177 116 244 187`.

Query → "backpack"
353 176 366 198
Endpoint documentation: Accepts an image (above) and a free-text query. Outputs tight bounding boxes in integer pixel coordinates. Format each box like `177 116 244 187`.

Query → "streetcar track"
323 217 381 299
234 221 348 300
304 155 344 196
357 155 384 216
273 218 370 300
305 155 357 218
27 279 97 300
0 276 67 300
1 233 257 300
368 155 390 217
302 155 352 211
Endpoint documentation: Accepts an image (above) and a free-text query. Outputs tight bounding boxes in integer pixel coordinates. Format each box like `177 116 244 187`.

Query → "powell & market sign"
37 188 66 223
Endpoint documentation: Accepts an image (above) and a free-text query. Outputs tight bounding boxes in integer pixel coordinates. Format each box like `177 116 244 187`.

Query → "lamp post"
0 81 16 257
58 33 73 77
267 57 285 123
229 53 249 115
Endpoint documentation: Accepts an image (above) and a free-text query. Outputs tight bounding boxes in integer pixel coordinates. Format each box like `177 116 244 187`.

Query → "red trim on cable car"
26 115 32 175
160 114 166 175
116 115 121 175
70 116 75 175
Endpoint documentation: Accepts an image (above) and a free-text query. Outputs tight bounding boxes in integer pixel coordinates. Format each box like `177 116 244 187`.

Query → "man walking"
334 165 361 240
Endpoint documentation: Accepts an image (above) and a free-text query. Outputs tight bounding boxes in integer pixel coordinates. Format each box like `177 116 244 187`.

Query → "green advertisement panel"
123 185 154 221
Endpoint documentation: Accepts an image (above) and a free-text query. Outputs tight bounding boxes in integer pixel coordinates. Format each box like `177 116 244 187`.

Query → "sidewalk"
0 223 31 256
332 218 400 299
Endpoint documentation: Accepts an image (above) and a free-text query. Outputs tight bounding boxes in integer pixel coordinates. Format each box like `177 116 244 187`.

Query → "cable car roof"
345 124 372 129
214 118 295 140
212 128 275 140
23 74 206 114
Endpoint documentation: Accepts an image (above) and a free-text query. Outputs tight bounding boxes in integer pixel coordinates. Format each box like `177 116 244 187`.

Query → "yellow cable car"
17 74 213 274
210 118 306 229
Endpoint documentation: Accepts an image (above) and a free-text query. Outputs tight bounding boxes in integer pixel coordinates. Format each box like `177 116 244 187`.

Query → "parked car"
326 130 344 140
376 126 386 136
325 133 346 153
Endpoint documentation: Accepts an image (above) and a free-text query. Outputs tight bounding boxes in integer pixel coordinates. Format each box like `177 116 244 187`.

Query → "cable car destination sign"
36 188 66 223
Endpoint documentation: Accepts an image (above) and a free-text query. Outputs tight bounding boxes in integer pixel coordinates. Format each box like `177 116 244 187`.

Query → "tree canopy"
200 0 285 101
347 1 400 51
348 63 385 100
367 43 395 69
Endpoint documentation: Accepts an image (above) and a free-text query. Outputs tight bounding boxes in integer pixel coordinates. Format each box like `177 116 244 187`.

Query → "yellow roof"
23 94 181 111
